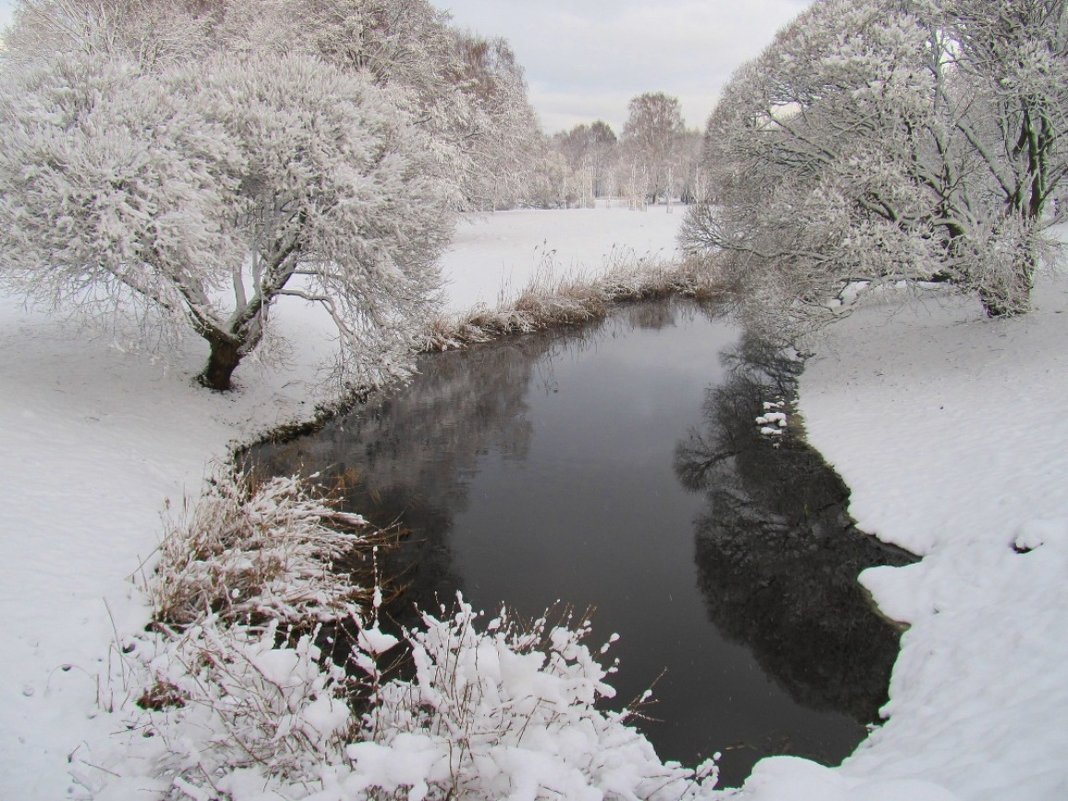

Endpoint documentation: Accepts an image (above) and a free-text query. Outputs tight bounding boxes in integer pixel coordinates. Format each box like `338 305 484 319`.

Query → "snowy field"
775 258 1068 800
439 203 684 311
0 206 1065 800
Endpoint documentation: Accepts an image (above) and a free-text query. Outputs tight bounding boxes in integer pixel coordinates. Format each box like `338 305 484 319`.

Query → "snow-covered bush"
131 597 718 801
152 468 374 626
133 617 355 800
347 599 719 801
133 471 718 801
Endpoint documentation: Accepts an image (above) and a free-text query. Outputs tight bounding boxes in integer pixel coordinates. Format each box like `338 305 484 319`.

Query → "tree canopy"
682 0 1068 337
0 0 542 389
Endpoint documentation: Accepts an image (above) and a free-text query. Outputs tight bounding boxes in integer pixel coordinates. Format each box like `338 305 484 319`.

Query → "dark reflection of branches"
252 339 549 624
251 311 642 626
675 334 914 725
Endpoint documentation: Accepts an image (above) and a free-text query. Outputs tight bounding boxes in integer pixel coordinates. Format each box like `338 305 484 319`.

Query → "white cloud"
433 0 813 132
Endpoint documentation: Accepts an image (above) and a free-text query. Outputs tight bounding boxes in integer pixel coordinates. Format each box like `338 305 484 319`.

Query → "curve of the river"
251 299 913 787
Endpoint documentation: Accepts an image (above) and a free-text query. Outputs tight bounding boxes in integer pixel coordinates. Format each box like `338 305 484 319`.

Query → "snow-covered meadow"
440 203 685 310
0 206 1065 800
780 261 1068 800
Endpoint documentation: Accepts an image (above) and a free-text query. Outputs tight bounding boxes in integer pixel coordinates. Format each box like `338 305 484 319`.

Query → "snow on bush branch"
350 600 718 801
127 471 718 800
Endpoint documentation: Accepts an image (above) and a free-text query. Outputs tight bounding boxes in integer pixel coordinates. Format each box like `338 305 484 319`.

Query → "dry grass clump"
151 467 377 627
423 253 726 351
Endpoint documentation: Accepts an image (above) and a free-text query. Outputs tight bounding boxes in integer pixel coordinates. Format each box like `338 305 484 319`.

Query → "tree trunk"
197 334 243 391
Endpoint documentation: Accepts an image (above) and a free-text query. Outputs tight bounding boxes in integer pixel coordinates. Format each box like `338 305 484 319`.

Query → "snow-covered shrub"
133 616 355 800
136 470 717 800
152 467 373 626
129 595 718 800
346 598 719 801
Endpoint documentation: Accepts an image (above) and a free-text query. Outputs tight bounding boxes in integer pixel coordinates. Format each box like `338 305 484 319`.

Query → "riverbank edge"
215 267 918 790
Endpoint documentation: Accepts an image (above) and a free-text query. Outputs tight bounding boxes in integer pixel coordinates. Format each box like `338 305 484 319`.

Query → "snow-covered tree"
0 0 551 389
554 121 619 203
443 32 545 210
683 0 1068 335
173 52 455 390
212 0 543 209
919 0 1068 313
621 92 687 205
0 8 455 390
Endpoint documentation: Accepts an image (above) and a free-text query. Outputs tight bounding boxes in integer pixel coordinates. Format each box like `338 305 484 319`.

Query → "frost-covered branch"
682 0 1068 334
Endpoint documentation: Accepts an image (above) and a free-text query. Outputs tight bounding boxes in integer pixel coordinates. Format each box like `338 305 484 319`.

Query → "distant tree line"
538 92 704 210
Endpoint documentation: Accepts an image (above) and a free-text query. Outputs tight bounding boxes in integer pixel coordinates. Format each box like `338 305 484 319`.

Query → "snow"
0 294 338 798
439 204 684 312
1 207 1066 800
767 254 1068 801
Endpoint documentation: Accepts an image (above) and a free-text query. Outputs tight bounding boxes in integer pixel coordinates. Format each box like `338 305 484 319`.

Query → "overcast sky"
430 0 813 134
0 1 813 134
0 0 13 38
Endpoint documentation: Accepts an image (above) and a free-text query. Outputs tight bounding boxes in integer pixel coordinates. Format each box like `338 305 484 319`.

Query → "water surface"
253 300 912 786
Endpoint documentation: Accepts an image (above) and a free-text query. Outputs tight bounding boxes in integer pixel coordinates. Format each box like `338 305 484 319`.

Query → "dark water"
251 299 912 787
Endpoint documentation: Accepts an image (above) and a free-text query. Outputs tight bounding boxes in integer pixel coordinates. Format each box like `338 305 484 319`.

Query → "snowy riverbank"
746 256 1068 800
0 207 1064 800
0 206 683 799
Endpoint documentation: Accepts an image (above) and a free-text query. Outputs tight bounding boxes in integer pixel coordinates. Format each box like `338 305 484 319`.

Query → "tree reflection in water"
252 303 916 788
675 334 914 755
252 324 601 623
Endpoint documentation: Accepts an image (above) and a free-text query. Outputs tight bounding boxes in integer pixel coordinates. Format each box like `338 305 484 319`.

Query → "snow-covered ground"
751 257 1068 801
0 206 1065 800
440 203 684 310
